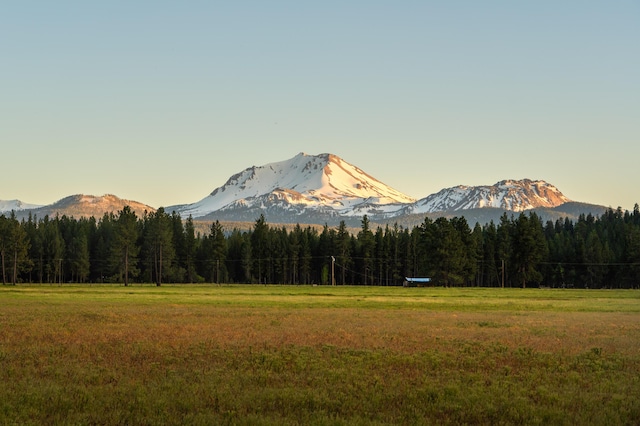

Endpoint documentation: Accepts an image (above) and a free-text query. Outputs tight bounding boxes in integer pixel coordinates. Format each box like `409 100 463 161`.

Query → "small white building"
403 277 432 287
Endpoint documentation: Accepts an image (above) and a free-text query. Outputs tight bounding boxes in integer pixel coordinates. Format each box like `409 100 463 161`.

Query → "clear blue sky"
2 1 639 210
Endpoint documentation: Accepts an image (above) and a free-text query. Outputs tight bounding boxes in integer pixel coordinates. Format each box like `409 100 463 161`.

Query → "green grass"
1 285 639 425
4 284 639 311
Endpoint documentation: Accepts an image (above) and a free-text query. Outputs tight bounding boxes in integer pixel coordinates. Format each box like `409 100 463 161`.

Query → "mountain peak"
172 153 416 219
413 178 570 213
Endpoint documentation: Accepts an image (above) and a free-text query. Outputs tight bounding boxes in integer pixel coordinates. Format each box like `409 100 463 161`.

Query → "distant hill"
11 194 155 220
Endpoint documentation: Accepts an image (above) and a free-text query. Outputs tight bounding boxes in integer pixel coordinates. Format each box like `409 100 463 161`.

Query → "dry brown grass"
1 285 639 425
5 303 637 355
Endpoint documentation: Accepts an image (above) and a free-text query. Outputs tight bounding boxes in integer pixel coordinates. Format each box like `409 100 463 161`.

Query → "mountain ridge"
1 153 617 225
167 153 580 224
407 178 570 214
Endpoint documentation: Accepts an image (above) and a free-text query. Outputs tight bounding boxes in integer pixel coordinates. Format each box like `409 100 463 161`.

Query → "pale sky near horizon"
2 1 639 211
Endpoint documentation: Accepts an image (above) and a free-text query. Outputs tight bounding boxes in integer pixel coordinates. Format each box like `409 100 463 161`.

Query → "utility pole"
331 256 335 286
13 250 17 285
124 246 129 287
501 259 505 288
158 243 162 287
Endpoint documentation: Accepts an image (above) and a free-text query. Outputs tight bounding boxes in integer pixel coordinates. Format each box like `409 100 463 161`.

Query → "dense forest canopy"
1 204 639 288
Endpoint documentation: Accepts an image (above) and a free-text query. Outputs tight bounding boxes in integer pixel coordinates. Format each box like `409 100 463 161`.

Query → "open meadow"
1 285 639 425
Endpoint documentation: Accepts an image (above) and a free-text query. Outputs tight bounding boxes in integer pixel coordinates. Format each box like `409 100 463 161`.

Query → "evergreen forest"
1 204 639 288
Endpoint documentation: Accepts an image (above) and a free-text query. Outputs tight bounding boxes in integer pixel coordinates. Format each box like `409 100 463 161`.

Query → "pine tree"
22 213 39 283
374 227 386 285
8 214 29 284
416 217 435 279
482 221 500 287
170 212 187 282
335 221 352 285
496 213 513 287
625 225 640 288
182 216 199 283
470 222 484 286
357 215 375 285
316 225 334 285
451 216 477 286
430 217 466 286
93 213 115 283
511 213 548 288
385 224 402 286
288 225 302 284
62 217 92 283
225 228 248 283
113 206 140 286
251 215 270 284
143 208 175 286
299 226 314 284
0 215 9 284
41 216 65 284
207 220 227 283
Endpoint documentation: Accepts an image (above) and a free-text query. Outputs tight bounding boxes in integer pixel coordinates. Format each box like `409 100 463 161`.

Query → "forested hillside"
1 205 639 288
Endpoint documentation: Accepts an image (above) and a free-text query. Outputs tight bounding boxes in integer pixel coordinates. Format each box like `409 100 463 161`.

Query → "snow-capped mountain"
0 199 44 213
408 179 570 214
168 152 416 222
168 154 577 224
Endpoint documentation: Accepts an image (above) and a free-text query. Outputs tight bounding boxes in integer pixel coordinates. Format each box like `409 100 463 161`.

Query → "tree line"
1 204 639 288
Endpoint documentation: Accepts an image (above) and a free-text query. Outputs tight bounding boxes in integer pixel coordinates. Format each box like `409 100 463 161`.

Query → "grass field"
1 285 639 425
